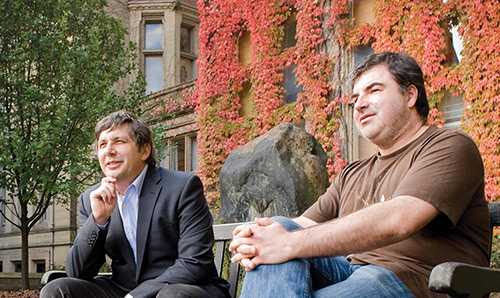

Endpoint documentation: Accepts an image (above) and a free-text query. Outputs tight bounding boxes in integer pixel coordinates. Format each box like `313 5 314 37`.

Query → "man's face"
351 65 412 147
97 124 150 186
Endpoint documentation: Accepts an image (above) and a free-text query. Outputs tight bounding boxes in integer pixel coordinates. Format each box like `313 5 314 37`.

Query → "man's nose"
103 143 116 155
354 94 369 112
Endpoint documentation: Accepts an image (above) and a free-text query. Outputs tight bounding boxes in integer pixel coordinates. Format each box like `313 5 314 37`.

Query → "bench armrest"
428 262 500 296
41 271 113 286
41 270 68 286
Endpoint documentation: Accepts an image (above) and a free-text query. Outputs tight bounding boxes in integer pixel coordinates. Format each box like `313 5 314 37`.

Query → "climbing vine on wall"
157 0 499 205
192 0 352 205
343 0 500 201
455 0 500 202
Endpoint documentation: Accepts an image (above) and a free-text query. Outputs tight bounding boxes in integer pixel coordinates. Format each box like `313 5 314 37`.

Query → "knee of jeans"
40 278 66 298
270 216 302 232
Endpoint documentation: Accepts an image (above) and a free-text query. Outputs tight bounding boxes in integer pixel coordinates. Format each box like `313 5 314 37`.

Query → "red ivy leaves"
195 0 347 204
343 0 499 200
455 0 500 201
161 0 499 204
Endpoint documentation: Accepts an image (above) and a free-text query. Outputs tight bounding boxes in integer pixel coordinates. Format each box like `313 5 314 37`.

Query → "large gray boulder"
219 123 330 223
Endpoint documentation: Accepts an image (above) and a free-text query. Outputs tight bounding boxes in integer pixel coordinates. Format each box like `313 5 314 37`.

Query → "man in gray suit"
41 111 229 298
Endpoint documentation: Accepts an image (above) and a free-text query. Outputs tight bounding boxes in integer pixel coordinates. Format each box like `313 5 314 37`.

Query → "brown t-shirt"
302 126 490 297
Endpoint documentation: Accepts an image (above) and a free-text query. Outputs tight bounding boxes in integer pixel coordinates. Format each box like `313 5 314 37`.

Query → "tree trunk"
20 202 30 289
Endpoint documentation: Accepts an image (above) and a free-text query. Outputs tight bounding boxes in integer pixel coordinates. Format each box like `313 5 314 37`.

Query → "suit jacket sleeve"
129 175 216 298
65 185 107 280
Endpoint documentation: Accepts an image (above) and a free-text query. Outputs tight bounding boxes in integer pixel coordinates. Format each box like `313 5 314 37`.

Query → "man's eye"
98 143 106 149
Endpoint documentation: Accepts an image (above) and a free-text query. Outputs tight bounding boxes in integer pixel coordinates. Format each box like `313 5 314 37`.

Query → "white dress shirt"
116 164 148 264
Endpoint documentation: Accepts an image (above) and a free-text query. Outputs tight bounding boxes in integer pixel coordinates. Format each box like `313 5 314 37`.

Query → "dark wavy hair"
94 110 156 166
349 52 429 123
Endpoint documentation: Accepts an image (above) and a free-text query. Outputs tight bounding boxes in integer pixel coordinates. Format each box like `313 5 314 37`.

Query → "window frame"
142 16 164 94
160 133 198 174
179 19 198 83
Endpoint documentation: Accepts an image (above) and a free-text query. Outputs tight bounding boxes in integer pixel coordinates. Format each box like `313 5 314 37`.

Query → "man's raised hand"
90 177 118 225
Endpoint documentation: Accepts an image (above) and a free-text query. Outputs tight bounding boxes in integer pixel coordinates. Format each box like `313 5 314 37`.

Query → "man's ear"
141 143 152 162
406 85 418 108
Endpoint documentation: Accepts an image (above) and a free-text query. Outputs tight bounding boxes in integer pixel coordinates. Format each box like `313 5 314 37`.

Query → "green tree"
0 0 145 289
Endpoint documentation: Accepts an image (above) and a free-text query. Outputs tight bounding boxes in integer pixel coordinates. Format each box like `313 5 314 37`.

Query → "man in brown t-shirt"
229 52 490 297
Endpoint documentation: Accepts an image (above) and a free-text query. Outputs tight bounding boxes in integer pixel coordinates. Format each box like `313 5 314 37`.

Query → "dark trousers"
40 276 221 298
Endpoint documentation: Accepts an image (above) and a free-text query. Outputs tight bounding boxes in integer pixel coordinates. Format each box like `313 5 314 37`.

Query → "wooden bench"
429 201 500 297
41 222 243 298
213 223 243 297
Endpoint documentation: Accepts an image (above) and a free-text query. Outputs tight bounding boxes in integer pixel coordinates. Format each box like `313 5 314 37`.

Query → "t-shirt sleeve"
302 177 342 223
392 131 484 227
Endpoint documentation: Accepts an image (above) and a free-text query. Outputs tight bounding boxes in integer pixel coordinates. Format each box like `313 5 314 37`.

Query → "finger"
233 223 254 237
100 182 117 202
102 176 116 184
99 186 113 204
228 239 241 252
228 237 253 252
249 256 263 268
235 244 256 256
234 226 253 240
241 258 256 271
233 224 245 236
231 252 256 264
231 252 245 263
254 217 274 226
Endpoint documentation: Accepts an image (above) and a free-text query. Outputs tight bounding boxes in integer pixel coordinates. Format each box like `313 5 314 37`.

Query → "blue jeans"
240 217 414 298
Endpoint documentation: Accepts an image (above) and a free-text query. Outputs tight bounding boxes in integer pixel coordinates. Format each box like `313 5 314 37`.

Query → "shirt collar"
131 164 149 198
118 164 149 199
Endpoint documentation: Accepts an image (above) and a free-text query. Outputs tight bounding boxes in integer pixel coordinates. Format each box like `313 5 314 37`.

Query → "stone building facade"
0 0 200 275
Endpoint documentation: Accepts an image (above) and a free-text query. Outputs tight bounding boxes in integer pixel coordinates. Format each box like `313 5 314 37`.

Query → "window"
282 14 297 49
439 93 464 128
354 44 374 64
238 80 253 117
172 138 185 171
281 14 301 104
160 134 198 173
145 23 162 50
180 58 192 83
34 260 46 273
38 209 47 224
180 26 192 53
188 135 198 172
145 56 163 94
180 23 197 83
352 44 378 160
0 261 3 272
13 261 21 272
353 0 376 27
144 21 164 94
282 64 303 104
451 25 463 63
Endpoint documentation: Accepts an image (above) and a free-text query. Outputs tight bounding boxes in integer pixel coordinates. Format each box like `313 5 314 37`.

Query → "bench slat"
488 201 500 227
214 241 225 276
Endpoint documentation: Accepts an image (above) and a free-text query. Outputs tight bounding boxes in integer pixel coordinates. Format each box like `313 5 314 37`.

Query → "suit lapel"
109 206 136 274
135 166 163 281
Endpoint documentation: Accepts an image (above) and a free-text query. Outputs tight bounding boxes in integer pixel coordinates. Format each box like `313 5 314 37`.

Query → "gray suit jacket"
66 166 229 298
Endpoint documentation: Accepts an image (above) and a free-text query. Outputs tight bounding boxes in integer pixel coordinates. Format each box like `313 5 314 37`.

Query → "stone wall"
0 273 43 291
